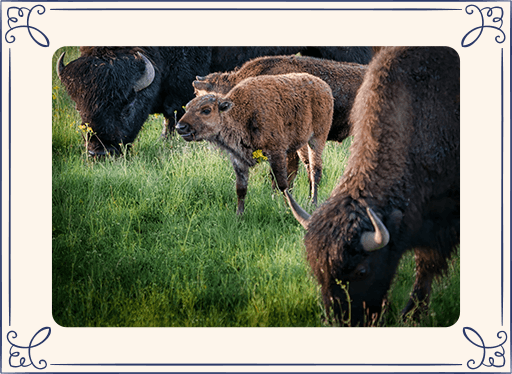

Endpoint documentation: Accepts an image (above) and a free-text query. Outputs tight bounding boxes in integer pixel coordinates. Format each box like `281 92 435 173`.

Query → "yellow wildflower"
252 149 267 163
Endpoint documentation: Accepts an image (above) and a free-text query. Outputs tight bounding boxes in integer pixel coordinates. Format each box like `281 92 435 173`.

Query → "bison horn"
284 189 311 230
133 52 155 92
57 52 66 80
196 75 206 81
361 207 390 252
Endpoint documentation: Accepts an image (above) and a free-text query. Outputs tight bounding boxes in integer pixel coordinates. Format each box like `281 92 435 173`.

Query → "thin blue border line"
50 7 462 11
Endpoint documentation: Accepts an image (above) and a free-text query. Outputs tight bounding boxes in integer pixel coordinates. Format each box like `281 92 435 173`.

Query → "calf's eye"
201 108 211 115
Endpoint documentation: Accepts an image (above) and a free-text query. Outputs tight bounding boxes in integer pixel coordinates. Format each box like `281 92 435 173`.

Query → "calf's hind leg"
306 136 326 206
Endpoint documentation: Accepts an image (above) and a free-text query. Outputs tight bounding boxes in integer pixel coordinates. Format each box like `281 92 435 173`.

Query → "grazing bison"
286 47 460 326
176 73 334 215
57 47 212 156
57 47 372 156
193 55 367 184
209 46 373 72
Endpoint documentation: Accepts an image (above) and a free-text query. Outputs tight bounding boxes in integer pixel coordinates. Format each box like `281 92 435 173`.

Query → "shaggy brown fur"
287 47 460 326
193 55 367 184
177 73 334 215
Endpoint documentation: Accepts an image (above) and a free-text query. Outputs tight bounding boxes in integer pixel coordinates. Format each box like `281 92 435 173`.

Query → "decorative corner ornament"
6 327 51 370
5 5 50 47
463 327 507 369
461 5 506 47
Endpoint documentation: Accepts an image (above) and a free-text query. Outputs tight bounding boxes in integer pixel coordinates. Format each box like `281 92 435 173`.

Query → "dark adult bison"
209 46 373 72
57 47 212 156
285 47 460 326
57 47 373 156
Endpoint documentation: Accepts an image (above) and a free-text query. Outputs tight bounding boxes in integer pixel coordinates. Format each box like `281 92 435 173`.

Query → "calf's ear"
219 100 233 112
193 81 213 92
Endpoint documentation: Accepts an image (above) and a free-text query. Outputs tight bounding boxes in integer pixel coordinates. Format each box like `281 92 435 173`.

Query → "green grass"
52 47 459 327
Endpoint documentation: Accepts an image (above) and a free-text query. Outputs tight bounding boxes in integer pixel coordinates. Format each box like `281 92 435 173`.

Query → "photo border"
1 1 510 372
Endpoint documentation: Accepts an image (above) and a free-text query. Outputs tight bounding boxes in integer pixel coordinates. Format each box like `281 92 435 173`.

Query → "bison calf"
177 73 333 215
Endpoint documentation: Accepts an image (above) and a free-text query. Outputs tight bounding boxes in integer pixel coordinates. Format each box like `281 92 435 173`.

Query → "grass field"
52 47 460 327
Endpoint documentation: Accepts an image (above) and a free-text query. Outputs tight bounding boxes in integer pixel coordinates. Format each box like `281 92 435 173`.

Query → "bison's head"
176 94 233 142
57 50 156 156
285 191 403 326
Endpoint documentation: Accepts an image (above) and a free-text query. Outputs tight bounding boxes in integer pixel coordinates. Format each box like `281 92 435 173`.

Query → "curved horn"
284 189 311 230
133 52 155 92
196 75 206 81
361 207 390 252
57 52 66 80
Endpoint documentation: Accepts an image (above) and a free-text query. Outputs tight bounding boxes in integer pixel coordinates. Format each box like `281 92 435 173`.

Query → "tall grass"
52 47 459 327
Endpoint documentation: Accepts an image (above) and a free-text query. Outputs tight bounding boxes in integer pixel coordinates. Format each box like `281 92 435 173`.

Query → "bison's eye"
353 266 368 280
121 99 136 118
201 108 211 115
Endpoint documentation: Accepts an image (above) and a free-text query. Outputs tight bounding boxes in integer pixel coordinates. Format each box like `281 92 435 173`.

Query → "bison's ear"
219 100 233 113
193 80 213 92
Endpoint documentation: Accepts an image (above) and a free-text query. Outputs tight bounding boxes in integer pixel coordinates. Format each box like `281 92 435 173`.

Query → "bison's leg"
296 145 311 179
401 246 439 320
160 116 175 139
267 151 289 192
286 151 300 187
306 136 326 206
231 157 250 216
270 153 299 191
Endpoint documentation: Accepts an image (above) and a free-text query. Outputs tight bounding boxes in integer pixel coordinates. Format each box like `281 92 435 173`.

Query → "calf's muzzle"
175 121 195 141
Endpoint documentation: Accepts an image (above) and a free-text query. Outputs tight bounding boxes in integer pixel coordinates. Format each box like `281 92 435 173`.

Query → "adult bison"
285 47 460 326
209 46 373 72
57 47 212 156
56 47 373 156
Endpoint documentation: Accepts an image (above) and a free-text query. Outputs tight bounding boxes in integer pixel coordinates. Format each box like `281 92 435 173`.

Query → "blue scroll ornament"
463 327 507 369
461 5 506 47
5 5 50 47
6 327 51 370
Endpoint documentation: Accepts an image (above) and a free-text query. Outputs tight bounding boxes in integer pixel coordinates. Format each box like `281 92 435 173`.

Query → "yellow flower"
78 123 94 134
252 149 267 163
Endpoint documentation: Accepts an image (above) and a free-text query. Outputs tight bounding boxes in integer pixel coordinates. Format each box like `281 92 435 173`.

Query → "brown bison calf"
193 55 367 184
176 73 333 215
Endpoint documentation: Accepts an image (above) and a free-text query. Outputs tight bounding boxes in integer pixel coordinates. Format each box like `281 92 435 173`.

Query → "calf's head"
286 191 403 326
57 51 156 156
176 94 233 142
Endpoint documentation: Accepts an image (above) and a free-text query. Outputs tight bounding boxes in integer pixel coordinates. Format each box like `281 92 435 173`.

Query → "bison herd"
57 46 460 327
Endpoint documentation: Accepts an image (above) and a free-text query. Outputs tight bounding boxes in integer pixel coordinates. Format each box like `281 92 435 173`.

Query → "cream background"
2 1 510 372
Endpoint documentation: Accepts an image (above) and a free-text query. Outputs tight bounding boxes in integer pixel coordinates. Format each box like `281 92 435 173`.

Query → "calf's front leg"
231 157 250 215
267 151 289 192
